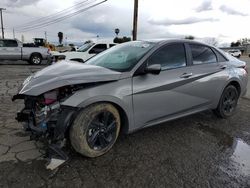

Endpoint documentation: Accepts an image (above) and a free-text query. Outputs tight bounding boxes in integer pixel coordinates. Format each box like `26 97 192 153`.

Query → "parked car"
51 42 116 63
227 49 242 58
13 40 248 168
0 39 51 65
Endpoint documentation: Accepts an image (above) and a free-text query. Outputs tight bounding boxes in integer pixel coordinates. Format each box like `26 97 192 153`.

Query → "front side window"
4 40 18 47
190 44 217 65
148 43 187 70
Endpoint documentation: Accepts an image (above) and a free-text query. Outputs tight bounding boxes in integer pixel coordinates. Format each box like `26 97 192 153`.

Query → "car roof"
142 38 213 46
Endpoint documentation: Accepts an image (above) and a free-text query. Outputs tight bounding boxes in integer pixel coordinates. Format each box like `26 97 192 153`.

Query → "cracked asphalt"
0 59 250 188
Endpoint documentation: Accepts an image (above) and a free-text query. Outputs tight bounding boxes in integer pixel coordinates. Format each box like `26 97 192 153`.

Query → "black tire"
237 55 241 58
213 85 239 118
70 103 120 157
29 53 42 65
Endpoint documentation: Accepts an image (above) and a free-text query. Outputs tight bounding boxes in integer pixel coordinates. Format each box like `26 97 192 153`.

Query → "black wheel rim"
87 111 117 150
222 88 238 115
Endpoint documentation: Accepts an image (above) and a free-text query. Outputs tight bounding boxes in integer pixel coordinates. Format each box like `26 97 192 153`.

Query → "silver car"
13 40 248 164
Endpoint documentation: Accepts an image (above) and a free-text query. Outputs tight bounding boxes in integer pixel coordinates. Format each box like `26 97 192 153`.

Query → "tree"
58 32 63 44
115 28 120 36
84 40 92 44
203 37 219 46
185 35 195 40
230 41 241 47
113 36 131 43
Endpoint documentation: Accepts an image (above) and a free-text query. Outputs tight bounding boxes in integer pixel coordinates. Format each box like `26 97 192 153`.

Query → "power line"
15 0 93 29
15 0 107 32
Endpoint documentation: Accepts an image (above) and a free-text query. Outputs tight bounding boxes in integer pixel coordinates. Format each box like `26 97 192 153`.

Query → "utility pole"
132 0 138 41
13 28 15 39
0 8 6 39
44 31 47 42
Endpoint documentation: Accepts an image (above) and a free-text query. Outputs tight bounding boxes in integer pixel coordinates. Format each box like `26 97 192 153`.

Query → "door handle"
220 65 227 70
180 73 193 78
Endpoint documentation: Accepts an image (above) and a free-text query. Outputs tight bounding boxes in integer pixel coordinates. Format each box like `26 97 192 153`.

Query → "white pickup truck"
51 42 116 63
0 39 51 65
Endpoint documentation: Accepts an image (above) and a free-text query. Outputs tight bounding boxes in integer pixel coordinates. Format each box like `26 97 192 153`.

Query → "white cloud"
148 17 218 26
2 0 250 44
195 0 213 12
219 5 248 16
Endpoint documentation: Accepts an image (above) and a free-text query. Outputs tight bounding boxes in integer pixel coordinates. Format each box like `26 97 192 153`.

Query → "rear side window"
148 43 187 70
4 40 18 47
213 48 228 62
190 44 216 65
109 44 116 47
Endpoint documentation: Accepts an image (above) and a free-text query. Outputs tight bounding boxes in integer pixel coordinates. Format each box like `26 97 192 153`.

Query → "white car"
227 49 241 58
51 42 116 63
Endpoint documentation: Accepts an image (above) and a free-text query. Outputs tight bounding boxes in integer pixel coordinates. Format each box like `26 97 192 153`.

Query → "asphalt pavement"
0 58 250 188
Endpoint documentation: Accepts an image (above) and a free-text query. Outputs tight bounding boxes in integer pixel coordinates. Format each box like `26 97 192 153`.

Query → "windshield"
86 41 156 72
77 43 94 52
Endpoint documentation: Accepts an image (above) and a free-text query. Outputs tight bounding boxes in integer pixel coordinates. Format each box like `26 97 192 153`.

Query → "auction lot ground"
0 58 250 188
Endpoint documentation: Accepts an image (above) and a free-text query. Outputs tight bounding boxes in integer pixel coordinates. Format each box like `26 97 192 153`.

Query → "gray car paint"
17 39 248 134
19 61 122 96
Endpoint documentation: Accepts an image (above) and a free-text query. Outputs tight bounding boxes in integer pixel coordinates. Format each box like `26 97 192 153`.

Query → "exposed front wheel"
70 103 120 157
213 85 239 118
29 54 42 65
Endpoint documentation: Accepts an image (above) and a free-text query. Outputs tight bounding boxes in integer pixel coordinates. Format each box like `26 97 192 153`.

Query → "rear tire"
213 85 239 118
29 53 42 65
70 103 120 157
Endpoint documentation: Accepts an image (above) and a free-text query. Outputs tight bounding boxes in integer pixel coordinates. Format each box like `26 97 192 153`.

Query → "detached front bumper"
13 95 78 169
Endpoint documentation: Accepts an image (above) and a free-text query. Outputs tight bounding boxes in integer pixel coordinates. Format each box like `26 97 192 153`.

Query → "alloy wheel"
222 88 238 116
87 111 117 150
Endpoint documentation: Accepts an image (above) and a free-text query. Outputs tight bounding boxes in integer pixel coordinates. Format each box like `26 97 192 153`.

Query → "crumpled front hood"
19 61 122 96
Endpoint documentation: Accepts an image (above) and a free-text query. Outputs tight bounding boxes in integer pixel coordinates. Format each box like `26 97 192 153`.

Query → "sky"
1 0 250 46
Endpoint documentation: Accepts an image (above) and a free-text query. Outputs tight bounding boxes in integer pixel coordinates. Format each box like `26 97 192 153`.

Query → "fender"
75 95 132 134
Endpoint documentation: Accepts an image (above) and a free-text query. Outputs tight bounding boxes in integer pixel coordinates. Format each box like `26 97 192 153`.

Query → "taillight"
47 48 51 54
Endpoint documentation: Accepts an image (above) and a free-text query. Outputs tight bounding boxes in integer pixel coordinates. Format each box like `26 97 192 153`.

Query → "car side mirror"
145 64 161 75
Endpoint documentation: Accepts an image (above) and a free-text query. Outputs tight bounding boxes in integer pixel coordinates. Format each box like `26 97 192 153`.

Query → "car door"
132 43 209 129
2 40 21 60
186 43 228 108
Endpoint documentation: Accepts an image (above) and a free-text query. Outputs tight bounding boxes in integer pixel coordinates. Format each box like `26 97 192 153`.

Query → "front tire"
70 103 120 157
213 85 239 118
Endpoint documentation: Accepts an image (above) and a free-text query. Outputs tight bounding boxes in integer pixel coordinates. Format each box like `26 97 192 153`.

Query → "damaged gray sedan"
13 40 248 167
